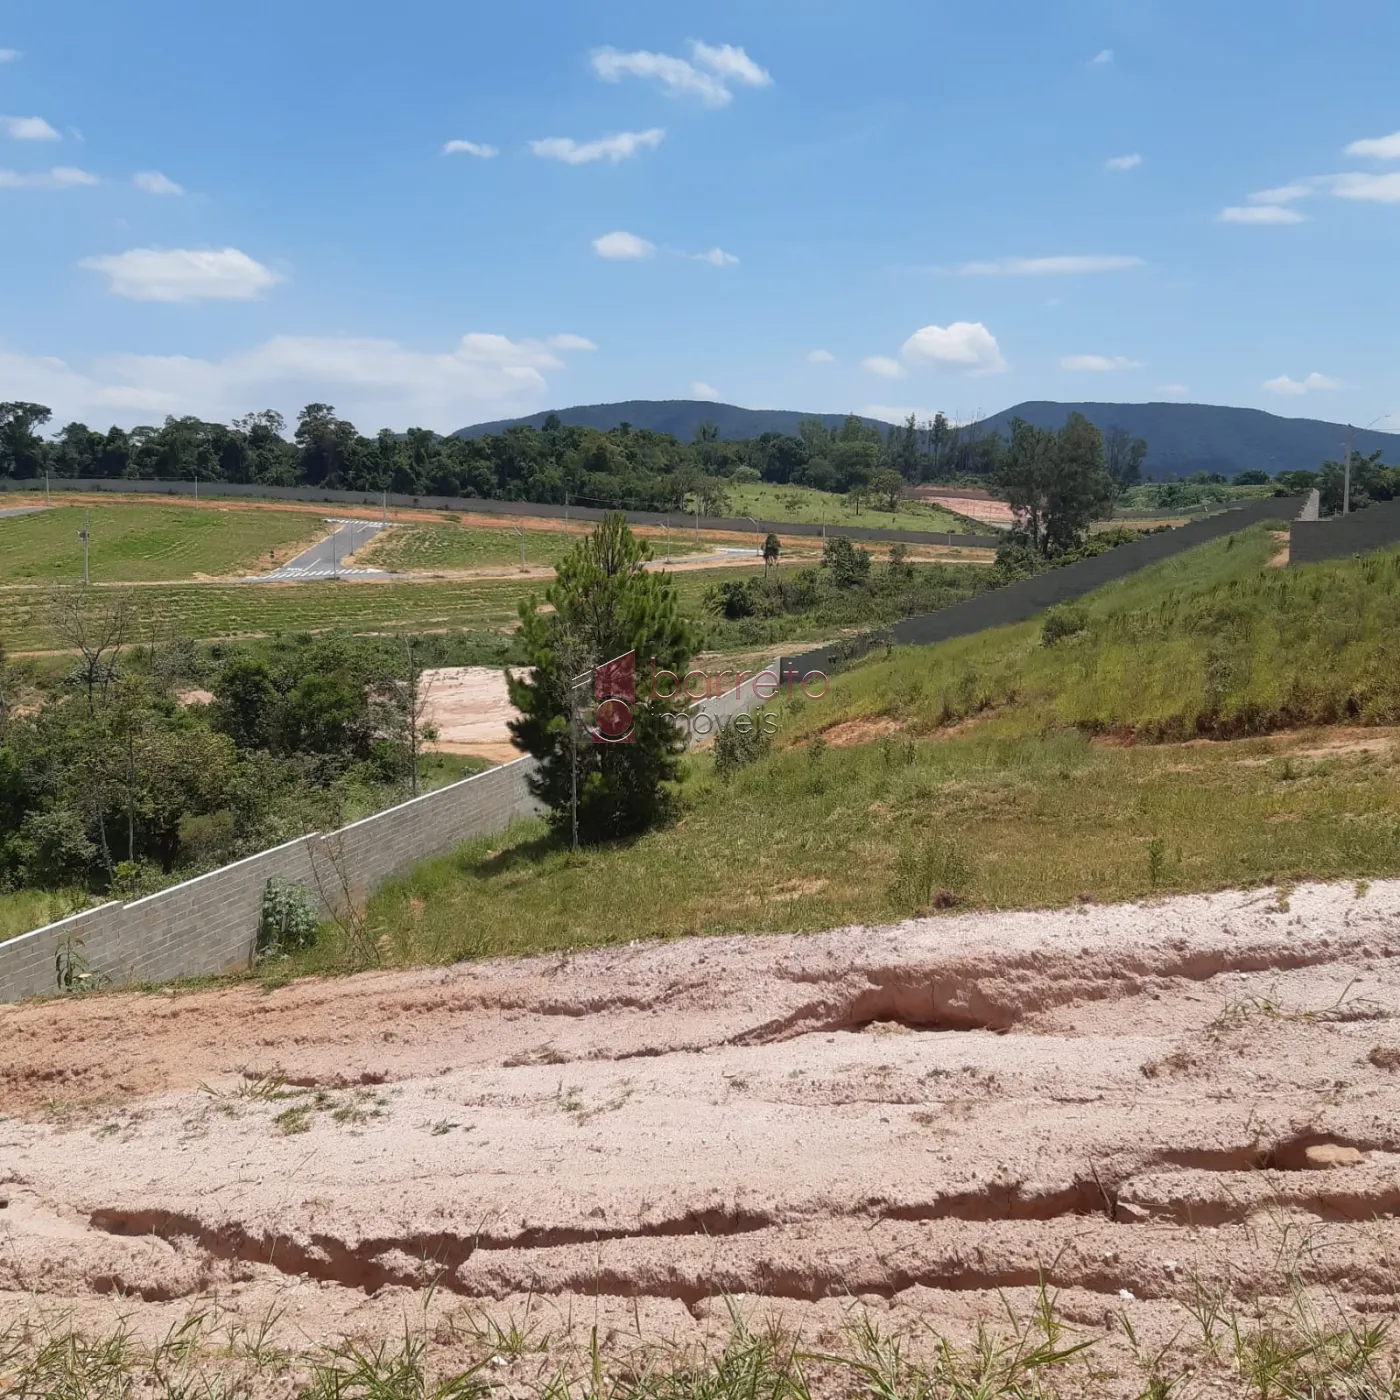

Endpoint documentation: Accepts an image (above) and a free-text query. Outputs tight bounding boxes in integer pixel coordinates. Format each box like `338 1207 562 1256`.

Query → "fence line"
0 476 1004 550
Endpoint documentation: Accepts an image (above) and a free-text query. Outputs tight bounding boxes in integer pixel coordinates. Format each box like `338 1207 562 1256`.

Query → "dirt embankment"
1 880 1398 1385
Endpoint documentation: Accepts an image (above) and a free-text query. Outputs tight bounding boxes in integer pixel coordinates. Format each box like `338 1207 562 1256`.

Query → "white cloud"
3 115 59 140
530 128 665 165
689 41 773 89
1346 130 1400 160
1091 49 1113 64
862 355 906 379
958 254 1143 275
1219 204 1306 224
901 321 1007 375
0 330 592 432
1264 371 1341 396
590 39 770 107
1330 171 1400 203
1105 153 1141 171
861 404 939 425
1155 383 1190 396
80 247 281 302
134 170 183 196
0 50 20 63
807 349 836 364
592 230 654 260
690 380 721 401
694 246 739 266
1060 354 1145 372
443 139 498 158
1248 182 1316 204
547 333 597 351
0 165 99 189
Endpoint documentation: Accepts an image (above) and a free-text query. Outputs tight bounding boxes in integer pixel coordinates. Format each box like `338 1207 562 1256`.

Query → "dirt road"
2 880 1398 1386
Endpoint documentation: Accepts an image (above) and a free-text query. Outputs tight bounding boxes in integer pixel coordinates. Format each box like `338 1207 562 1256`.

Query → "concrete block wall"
0 759 541 1003
779 495 1308 680
1290 496 1400 564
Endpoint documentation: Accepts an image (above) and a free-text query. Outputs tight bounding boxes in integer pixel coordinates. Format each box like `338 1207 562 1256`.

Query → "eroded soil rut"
2 880 1399 1353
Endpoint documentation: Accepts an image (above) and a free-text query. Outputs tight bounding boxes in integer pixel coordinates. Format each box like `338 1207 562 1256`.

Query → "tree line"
0 399 1152 515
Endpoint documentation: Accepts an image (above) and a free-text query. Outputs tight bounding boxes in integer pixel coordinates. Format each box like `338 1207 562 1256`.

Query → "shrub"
258 877 320 958
1041 605 1088 646
713 713 773 779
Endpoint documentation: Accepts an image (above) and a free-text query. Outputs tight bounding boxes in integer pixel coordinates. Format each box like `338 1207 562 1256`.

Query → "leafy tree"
0 402 52 479
1234 469 1272 486
211 659 279 750
821 536 872 588
870 467 905 511
762 532 781 577
508 514 692 843
1104 425 1148 493
997 413 1115 555
295 403 357 486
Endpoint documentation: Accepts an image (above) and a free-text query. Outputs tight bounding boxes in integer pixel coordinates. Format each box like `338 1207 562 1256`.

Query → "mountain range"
456 399 1400 479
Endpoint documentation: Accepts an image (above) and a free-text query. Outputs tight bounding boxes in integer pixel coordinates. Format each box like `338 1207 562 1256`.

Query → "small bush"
713 713 773 779
1041 605 1088 646
892 835 973 910
258 877 320 959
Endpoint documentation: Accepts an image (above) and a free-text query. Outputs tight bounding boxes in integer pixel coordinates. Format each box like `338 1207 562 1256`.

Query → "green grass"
3 1234 1394 1398
724 481 984 535
0 577 531 650
268 523 1400 975
359 519 705 572
0 504 322 583
808 524 1400 742
301 718 1400 972
0 887 89 943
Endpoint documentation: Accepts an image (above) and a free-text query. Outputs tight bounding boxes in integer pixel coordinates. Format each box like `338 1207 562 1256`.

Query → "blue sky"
2 0 1399 434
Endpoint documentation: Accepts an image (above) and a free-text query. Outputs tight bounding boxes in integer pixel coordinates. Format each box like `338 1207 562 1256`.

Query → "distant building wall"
0 477 1003 550
0 760 541 1004
1289 496 1400 564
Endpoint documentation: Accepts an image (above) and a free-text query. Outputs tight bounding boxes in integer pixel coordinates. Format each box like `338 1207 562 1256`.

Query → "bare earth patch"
820 715 904 747
1 878 1398 1389
419 665 522 763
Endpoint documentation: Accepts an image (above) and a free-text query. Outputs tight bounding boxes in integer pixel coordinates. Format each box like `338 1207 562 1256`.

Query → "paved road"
0 506 50 520
254 518 389 581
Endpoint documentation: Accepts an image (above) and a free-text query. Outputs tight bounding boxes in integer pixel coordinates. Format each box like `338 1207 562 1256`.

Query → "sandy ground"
913 492 1017 526
1 879 1398 1387
420 666 522 763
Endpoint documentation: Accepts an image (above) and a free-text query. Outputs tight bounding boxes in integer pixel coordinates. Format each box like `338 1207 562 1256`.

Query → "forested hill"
456 400 882 442
975 401 1400 479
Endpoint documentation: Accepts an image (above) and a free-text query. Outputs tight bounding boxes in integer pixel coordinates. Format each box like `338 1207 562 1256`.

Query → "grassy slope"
806 524 1400 742
286 524 1400 976
0 505 321 583
725 481 981 534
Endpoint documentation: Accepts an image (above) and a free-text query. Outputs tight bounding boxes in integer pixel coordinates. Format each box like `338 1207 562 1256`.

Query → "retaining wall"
1289 496 1400 564
0 476 1003 550
0 758 541 1003
779 494 1306 680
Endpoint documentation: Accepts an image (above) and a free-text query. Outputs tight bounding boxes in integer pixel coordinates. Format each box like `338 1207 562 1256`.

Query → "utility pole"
513 523 526 571
194 469 199 505
381 489 387 527
563 490 569 537
1343 426 1352 516
665 515 671 563
44 469 50 507
332 523 339 579
78 510 90 585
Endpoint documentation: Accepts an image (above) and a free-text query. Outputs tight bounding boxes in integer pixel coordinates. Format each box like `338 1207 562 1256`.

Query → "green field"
0 563 841 651
0 504 322 583
724 481 984 535
359 518 705 572
280 527 1400 976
